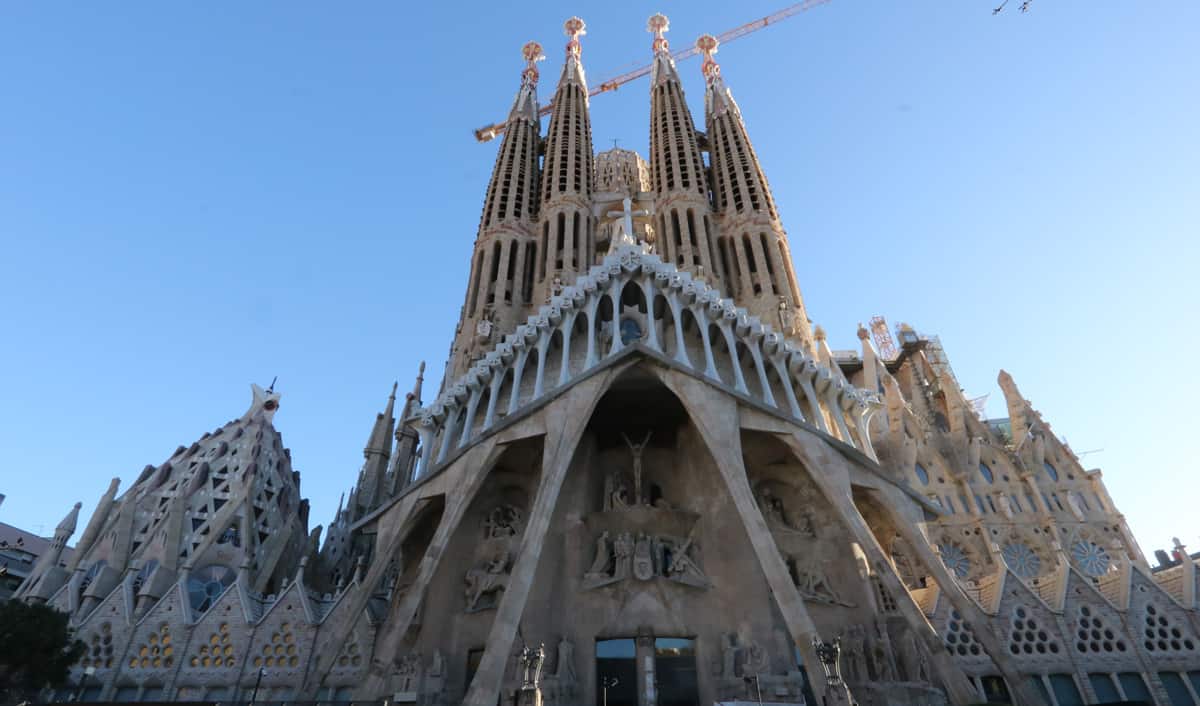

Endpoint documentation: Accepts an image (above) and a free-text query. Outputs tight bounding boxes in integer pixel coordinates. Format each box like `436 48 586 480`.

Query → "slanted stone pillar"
775 431 980 706
462 371 614 706
657 368 835 703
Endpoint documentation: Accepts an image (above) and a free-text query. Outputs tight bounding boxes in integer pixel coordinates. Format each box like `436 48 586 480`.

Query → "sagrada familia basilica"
16 14 1200 706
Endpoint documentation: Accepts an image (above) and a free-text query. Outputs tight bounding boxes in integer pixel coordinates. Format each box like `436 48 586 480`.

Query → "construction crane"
473 0 834 143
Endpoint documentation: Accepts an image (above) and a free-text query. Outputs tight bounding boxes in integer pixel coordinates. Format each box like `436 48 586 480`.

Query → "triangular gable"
1127 566 1200 664
117 582 187 685
176 578 253 680
241 581 317 689
412 245 880 480
72 583 134 684
990 573 1072 671
320 603 375 687
1060 571 1139 666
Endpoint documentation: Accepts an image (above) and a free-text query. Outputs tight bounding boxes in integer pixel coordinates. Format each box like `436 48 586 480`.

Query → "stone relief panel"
464 501 525 613
581 434 710 590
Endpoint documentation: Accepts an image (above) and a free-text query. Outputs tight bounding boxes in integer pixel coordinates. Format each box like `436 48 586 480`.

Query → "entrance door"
597 639 638 706
654 638 698 706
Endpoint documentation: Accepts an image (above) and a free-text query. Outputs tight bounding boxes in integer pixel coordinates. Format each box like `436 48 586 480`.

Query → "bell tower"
449 42 546 379
699 34 814 353
533 17 596 305
646 14 723 290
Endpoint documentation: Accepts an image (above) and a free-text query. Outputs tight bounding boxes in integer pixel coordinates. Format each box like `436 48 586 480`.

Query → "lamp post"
249 667 266 704
599 676 619 706
76 665 96 702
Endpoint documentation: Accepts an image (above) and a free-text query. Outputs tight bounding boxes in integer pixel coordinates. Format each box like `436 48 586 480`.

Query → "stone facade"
17 14 1200 706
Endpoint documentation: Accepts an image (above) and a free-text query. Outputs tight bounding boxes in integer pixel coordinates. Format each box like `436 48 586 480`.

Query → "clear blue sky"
2 2 1197 555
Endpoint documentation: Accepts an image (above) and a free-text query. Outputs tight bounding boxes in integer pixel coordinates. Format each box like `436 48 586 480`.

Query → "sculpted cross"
605 196 650 247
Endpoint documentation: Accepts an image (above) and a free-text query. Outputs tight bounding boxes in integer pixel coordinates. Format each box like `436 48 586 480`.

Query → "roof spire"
648 13 670 55
504 41 544 124
564 16 586 58
558 17 588 88
696 34 721 83
521 41 544 86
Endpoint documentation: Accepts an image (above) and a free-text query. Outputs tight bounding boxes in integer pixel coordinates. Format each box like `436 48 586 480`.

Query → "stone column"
658 369 834 703
776 432 980 706
301 437 502 699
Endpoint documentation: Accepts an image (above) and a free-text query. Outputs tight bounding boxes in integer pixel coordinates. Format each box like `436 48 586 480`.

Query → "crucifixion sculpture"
620 430 653 506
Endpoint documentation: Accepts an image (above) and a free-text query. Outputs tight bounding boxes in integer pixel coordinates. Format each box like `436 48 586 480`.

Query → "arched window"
979 462 994 484
914 463 930 486
1044 462 1059 481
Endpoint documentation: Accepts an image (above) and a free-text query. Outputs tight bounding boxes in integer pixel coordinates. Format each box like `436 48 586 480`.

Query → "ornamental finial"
564 17 586 58
696 34 720 81
648 14 670 54
521 41 545 85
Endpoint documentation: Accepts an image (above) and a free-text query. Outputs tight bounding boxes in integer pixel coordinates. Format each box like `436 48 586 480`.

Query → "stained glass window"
938 543 971 578
1070 542 1111 577
1002 543 1041 578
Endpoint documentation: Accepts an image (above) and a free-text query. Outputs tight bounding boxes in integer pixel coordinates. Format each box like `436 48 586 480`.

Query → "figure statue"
465 551 510 612
721 633 740 679
757 487 813 536
841 626 867 683
633 532 655 581
871 619 899 682
620 430 653 506
792 557 850 606
556 638 577 685
395 652 423 694
606 472 631 511
585 531 613 579
614 532 634 580
483 504 522 539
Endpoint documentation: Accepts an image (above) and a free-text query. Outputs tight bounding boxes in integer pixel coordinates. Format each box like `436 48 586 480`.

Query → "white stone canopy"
414 244 880 478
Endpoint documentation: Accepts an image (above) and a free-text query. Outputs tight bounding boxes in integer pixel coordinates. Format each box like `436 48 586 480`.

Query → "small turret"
388 361 426 495
15 502 81 602
355 382 397 516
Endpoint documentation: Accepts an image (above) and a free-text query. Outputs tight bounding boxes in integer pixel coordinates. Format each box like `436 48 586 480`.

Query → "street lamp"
599 676 619 706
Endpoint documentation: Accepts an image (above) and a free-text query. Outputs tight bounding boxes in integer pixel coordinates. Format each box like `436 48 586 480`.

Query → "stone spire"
647 15 723 290
534 17 596 303
355 382 397 517
450 42 547 379
387 360 425 496
698 34 814 353
15 502 80 602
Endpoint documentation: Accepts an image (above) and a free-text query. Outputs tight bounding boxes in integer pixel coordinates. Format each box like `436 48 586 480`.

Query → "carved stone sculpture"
870 620 898 682
621 430 653 506
584 531 613 579
395 652 423 695
790 557 853 606
841 625 868 683
556 638 576 684
633 532 655 580
483 504 522 539
614 532 634 580
465 550 510 612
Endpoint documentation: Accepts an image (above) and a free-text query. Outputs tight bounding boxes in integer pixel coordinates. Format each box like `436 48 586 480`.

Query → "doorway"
654 638 698 706
597 639 637 706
